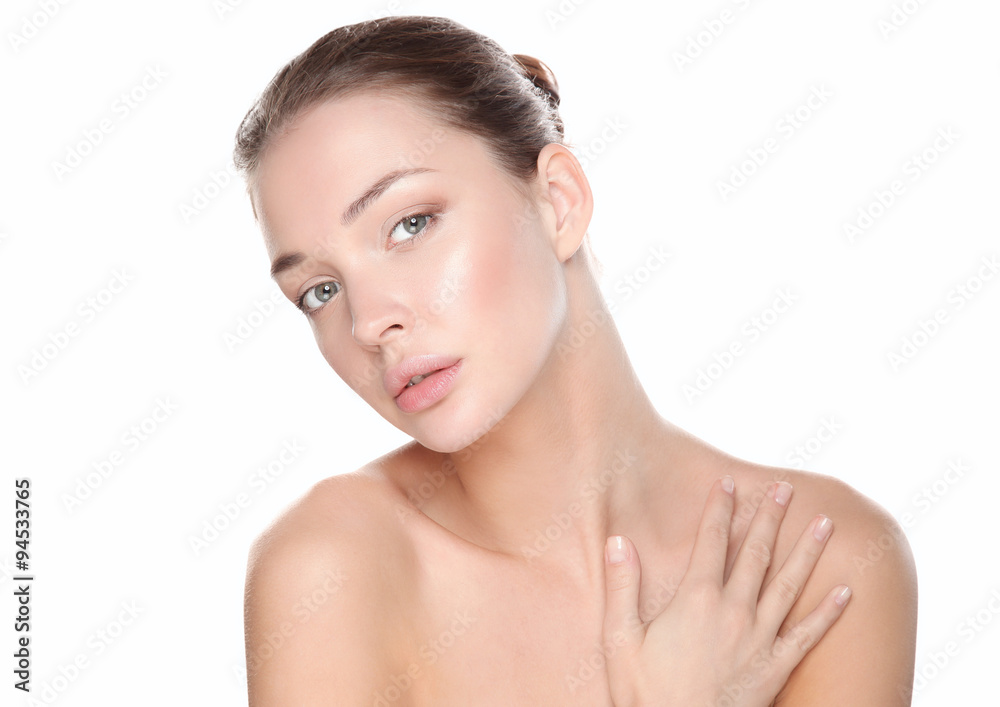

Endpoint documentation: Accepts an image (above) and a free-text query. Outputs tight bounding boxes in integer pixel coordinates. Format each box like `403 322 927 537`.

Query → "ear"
534 143 594 263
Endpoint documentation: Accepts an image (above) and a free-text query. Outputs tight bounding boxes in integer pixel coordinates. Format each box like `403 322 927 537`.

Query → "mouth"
385 354 463 400
404 372 433 389
395 362 463 413
385 356 463 413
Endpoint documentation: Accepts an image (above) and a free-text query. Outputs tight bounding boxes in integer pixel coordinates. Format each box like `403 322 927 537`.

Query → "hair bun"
513 53 560 108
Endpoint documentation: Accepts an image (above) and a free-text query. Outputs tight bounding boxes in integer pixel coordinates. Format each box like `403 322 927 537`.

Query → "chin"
400 396 511 458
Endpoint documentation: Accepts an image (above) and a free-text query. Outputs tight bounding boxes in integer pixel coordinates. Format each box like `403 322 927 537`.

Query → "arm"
774 484 918 705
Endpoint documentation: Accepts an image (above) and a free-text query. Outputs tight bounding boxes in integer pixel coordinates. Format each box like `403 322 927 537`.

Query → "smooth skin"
244 90 918 706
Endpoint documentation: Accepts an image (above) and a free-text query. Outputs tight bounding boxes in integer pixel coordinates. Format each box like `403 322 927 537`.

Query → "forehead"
252 90 508 256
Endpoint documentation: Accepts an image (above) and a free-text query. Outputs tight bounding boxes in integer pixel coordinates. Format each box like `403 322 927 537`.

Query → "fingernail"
606 536 629 564
813 515 833 542
773 481 793 507
721 476 735 495
834 585 852 607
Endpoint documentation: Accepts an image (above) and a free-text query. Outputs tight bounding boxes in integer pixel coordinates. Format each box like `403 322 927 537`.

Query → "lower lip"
395 360 463 414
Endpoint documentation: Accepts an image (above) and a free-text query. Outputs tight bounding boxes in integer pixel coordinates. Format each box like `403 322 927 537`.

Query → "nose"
348 276 414 349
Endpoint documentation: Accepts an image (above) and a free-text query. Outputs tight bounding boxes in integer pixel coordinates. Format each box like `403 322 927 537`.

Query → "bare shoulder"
664 428 917 703
734 462 918 705
244 451 419 706
764 466 917 607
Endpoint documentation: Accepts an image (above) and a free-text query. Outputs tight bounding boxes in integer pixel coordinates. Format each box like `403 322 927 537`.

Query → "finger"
756 514 834 633
603 535 645 657
684 476 736 587
725 481 793 604
766 583 852 683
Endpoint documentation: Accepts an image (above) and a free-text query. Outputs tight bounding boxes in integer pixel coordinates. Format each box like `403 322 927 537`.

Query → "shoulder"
736 464 918 705
244 453 420 705
246 466 417 593
768 467 916 600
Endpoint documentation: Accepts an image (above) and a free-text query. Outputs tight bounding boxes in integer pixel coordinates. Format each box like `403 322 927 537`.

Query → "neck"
429 252 676 588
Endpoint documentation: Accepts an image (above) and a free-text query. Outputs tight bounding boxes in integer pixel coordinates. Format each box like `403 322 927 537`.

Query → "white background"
2 0 998 704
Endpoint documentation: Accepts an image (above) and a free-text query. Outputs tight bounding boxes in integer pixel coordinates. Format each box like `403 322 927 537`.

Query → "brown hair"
233 15 565 199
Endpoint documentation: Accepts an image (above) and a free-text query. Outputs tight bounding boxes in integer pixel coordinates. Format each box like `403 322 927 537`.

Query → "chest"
397 570 614 706
390 540 689 707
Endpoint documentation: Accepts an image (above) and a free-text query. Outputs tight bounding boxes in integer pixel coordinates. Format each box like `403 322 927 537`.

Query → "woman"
235 15 917 705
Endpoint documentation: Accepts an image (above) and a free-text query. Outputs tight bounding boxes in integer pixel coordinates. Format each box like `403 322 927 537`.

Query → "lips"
384 354 462 400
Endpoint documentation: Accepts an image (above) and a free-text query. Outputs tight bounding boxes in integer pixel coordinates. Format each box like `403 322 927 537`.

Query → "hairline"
242 82 545 221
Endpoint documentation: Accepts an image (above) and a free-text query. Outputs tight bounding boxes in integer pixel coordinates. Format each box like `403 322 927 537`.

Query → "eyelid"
387 210 439 248
385 201 441 240
295 279 340 314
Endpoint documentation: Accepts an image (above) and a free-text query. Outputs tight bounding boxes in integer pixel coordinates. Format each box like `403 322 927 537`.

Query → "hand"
602 477 851 707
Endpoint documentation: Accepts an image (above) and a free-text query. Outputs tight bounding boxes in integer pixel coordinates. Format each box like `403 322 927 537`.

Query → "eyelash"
294 211 439 315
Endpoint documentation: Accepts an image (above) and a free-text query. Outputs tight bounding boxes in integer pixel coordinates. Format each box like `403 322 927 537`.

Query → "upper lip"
384 354 461 399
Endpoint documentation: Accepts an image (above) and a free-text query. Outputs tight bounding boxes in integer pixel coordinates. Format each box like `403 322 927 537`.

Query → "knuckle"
609 569 634 592
721 600 754 630
704 520 729 543
773 574 802 603
785 624 816 653
745 537 772 568
685 578 720 607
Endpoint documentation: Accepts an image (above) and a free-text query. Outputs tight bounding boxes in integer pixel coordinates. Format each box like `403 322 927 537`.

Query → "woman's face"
253 90 569 452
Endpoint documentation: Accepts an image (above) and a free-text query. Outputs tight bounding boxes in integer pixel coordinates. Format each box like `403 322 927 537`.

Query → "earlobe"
536 143 594 263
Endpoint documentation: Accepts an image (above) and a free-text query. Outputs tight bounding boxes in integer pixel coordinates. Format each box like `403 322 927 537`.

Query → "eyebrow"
269 251 306 280
341 167 437 228
269 167 437 281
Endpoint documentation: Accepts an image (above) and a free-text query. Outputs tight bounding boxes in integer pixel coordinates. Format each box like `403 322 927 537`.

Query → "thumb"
603 535 645 653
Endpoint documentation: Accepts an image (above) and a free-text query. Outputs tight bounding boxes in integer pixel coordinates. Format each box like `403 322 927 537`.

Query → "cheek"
312 317 382 398
462 215 566 347
413 240 471 331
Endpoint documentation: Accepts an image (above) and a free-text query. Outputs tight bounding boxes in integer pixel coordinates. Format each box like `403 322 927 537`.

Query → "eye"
297 281 341 314
389 213 434 246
